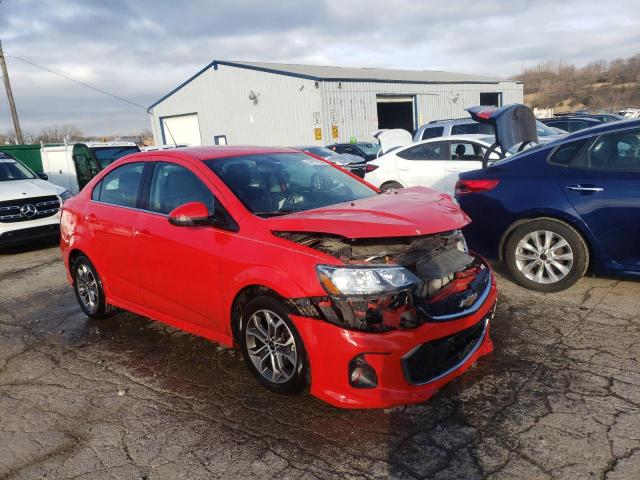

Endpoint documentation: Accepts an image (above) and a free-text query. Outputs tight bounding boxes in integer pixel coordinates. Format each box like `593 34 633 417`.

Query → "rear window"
451 122 494 135
421 126 444 140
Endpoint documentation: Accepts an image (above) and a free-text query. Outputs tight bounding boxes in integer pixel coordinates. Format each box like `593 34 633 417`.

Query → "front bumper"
290 274 497 409
0 223 60 247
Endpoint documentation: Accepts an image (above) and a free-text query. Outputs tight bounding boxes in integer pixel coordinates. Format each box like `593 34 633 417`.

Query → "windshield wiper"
255 208 305 217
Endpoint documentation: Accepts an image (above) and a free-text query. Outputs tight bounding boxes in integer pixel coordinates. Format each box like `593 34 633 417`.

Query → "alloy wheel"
515 230 574 284
76 264 99 311
245 309 297 384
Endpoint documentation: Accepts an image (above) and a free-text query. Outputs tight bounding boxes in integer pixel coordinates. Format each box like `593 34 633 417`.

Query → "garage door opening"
480 92 502 107
377 95 415 132
161 113 202 146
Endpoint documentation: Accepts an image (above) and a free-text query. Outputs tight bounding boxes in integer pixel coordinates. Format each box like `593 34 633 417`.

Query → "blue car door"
558 126 640 269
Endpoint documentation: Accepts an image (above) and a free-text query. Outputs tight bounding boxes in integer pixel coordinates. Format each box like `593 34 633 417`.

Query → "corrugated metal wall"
321 80 523 143
149 65 523 146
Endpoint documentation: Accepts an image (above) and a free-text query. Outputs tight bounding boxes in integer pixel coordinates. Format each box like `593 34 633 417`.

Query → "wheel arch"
229 285 290 344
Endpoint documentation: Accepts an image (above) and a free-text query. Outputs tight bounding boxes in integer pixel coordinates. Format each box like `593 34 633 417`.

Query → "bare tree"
35 125 84 143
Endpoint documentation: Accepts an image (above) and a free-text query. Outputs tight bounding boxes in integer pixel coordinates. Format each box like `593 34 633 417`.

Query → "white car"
0 153 71 248
364 135 499 195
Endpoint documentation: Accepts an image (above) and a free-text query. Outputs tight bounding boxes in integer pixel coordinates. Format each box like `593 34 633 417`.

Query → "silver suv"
414 117 566 144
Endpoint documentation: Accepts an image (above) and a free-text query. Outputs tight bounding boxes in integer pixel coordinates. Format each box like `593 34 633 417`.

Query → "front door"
395 140 448 191
559 126 640 268
137 161 224 328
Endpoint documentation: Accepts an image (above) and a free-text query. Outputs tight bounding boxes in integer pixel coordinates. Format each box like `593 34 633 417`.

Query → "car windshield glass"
91 147 140 169
355 143 380 155
205 153 376 217
0 155 36 181
536 120 562 136
298 147 335 158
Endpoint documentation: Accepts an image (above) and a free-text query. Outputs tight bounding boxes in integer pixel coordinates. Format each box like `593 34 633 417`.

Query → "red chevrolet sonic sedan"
60 146 496 409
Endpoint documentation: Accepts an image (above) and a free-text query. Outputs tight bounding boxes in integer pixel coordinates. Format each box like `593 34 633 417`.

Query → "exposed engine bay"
275 230 492 333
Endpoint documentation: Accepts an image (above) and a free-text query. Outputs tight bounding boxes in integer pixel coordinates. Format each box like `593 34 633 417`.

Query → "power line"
5 54 147 110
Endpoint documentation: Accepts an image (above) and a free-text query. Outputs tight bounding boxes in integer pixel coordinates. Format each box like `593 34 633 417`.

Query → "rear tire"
505 218 589 292
239 296 309 395
72 255 116 318
380 181 403 192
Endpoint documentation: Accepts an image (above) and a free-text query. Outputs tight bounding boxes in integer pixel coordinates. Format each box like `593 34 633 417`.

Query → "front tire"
505 218 589 292
240 296 309 395
72 255 115 318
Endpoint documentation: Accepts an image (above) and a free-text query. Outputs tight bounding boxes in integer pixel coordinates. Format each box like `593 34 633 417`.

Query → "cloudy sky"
1 0 640 136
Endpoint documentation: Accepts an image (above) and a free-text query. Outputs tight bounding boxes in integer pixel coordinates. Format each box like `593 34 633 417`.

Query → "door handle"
398 168 411 172
85 213 97 221
566 185 604 192
135 228 152 238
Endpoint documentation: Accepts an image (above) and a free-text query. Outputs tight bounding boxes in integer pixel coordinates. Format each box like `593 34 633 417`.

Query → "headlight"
317 265 420 296
452 230 468 252
59 190 73 205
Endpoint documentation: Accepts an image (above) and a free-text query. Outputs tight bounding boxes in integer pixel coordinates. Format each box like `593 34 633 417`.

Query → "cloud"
1 0 639 136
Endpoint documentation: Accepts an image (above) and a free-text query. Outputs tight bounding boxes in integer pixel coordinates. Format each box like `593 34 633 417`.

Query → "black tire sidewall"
239 296 309 395
505 219 588 293
71 255 108 318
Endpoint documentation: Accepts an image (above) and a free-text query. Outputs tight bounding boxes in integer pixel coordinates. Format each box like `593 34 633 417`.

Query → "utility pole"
0 38 24 144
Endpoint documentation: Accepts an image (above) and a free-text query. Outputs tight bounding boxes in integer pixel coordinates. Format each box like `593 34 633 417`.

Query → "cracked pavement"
1 244 639 479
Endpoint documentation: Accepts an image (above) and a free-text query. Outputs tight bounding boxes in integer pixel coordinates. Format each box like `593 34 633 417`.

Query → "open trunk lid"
467 104 538 153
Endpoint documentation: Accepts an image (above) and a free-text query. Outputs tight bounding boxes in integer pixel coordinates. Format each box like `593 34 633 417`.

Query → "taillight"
365 164 379 173
454 179 500 196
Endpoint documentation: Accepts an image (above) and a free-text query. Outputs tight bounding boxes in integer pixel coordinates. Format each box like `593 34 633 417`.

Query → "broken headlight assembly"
317 265 420 296
314 265 421 333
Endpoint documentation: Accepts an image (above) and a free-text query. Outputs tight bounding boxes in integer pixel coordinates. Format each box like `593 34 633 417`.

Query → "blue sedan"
455 119 640 292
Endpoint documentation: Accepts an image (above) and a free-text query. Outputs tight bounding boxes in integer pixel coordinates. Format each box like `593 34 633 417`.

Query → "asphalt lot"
0 243 639 480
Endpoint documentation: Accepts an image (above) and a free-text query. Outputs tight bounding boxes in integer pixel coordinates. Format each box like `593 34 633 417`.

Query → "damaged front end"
277 230 493 333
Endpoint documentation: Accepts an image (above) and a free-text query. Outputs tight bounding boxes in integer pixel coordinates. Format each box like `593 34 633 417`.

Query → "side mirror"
37 172 49 180
168 202 212 227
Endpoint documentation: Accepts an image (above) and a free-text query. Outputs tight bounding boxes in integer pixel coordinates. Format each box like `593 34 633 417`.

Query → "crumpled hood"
0 179 65 202
266 187 470 239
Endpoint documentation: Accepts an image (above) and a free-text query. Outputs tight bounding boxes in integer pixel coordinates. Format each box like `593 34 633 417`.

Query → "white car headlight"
317 265 420 296
452 229 468 252
59 190 73 205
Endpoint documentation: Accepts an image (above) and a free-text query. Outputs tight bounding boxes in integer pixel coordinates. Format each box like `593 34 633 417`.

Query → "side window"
546 120 566 131
94 162 144 208
450 142 483 161
548 138 589 166
451 124 478 135
577 129 640 172
421 127 444 140
398 141 447 161
148 162 215 215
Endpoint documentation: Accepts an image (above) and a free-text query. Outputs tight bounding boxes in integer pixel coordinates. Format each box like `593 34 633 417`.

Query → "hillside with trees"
514 54 640 112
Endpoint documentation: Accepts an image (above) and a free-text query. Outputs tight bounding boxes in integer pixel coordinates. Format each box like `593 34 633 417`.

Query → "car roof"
542 116 601 123
564 118 640 140
127 145 299 161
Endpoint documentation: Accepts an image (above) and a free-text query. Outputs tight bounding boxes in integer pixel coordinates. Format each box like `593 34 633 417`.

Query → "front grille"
402 312 491 385
0 195 61 223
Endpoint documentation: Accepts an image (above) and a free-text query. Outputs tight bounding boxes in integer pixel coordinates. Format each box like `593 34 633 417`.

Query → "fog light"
348 354 378 389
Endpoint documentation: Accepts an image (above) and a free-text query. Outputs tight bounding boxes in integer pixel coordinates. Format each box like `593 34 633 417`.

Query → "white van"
0 152 71 248
41 142 140 194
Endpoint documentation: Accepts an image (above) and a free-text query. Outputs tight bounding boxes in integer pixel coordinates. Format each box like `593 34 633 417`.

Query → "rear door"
444 141 485 194
558 126 640 268
87 161 145 301
395 140 448 191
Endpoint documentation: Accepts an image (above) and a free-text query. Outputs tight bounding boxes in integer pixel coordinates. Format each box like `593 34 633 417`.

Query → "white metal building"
148 60 523 147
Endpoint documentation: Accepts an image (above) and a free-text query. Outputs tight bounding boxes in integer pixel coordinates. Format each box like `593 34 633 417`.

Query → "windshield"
355 142 381 155
205 152 376 216
91 146 140 169
297 147 335 158
0 155 37 181
536 120 563 136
